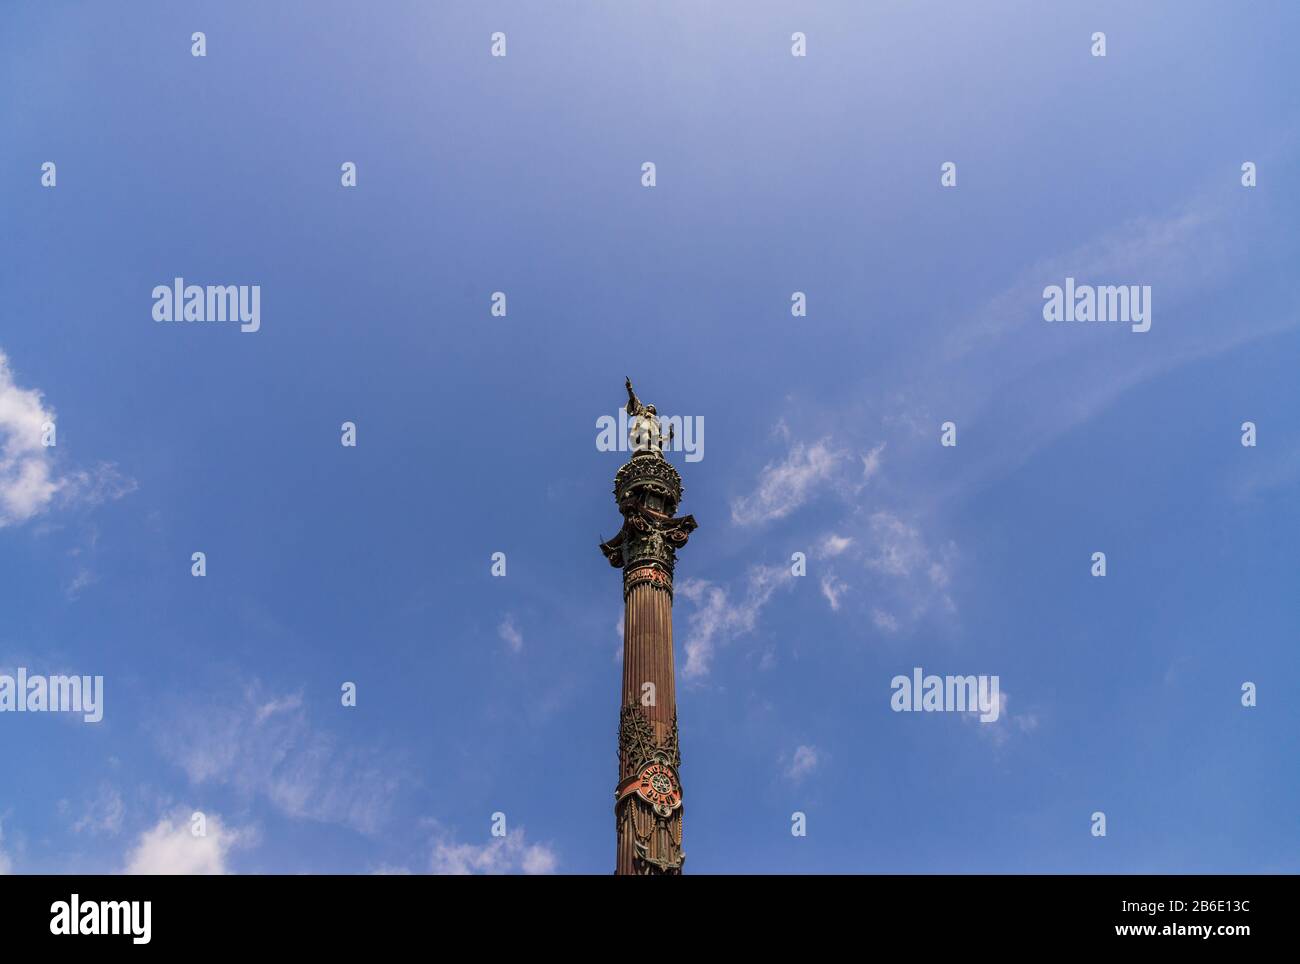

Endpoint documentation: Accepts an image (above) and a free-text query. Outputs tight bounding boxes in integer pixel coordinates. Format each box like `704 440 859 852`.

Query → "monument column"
600 379 697 875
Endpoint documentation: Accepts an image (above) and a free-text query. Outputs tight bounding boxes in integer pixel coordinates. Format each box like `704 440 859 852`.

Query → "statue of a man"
625 377 672 453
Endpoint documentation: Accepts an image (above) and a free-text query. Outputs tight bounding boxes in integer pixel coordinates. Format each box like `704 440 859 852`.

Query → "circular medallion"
635 761 682 817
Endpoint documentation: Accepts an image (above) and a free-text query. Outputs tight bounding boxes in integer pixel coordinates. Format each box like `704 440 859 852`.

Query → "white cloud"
0 350 60 525
429 827 558 876
157 682 399 834
784 744 822 782
0 350 135 527
123 810 251 875
677 564 794 680
731 439 845 526
498 614 523 653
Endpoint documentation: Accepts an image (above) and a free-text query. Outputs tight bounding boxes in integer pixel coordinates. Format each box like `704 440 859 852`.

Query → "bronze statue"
625 376 674 453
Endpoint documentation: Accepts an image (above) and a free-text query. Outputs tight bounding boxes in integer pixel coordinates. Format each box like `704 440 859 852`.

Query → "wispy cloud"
498 614 523 653
59 462 138 508
784 744 823 783
677 564 795 680
429 826 558 875
64 567 98 601
872 608 900 633
819 573 847 612
963 692 1039 747
817 510 957 633
0 817 12 875
71 784 124 836
927 192 1295 495
1230 442 1300 503
732 187 1291 647
745 186 1294 640
860 442 885 482
731 439 848 527
156 682 400 835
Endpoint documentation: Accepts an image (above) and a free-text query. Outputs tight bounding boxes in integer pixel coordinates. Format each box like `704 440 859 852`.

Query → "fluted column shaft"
616 581 680 874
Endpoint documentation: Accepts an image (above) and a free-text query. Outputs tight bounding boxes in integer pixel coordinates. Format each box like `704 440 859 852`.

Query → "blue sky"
1 0 1297 873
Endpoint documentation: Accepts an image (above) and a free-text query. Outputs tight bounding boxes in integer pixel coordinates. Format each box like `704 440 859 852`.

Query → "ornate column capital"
599 447 698 586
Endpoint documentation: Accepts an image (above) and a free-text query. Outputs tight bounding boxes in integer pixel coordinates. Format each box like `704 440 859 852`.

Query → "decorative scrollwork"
617 704 686 875
665 711 681 769
619 703 659 775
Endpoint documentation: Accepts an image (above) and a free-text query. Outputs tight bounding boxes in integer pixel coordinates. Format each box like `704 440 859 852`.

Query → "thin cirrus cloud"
674 423 941 685
963 693 1040 748
155 682 400 836
370 822 560 876
498 614 524 653
746 183 1288 533
714 185 1278 641
676 564 795 680
920 188 1295 501
69 784 125 836
727 428 955 634
0 818 12 875
729 438 848 527
816 510 958 633
784 744 823 783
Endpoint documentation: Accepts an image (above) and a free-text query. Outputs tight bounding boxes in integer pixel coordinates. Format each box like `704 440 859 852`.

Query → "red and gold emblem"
617 759 682 817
